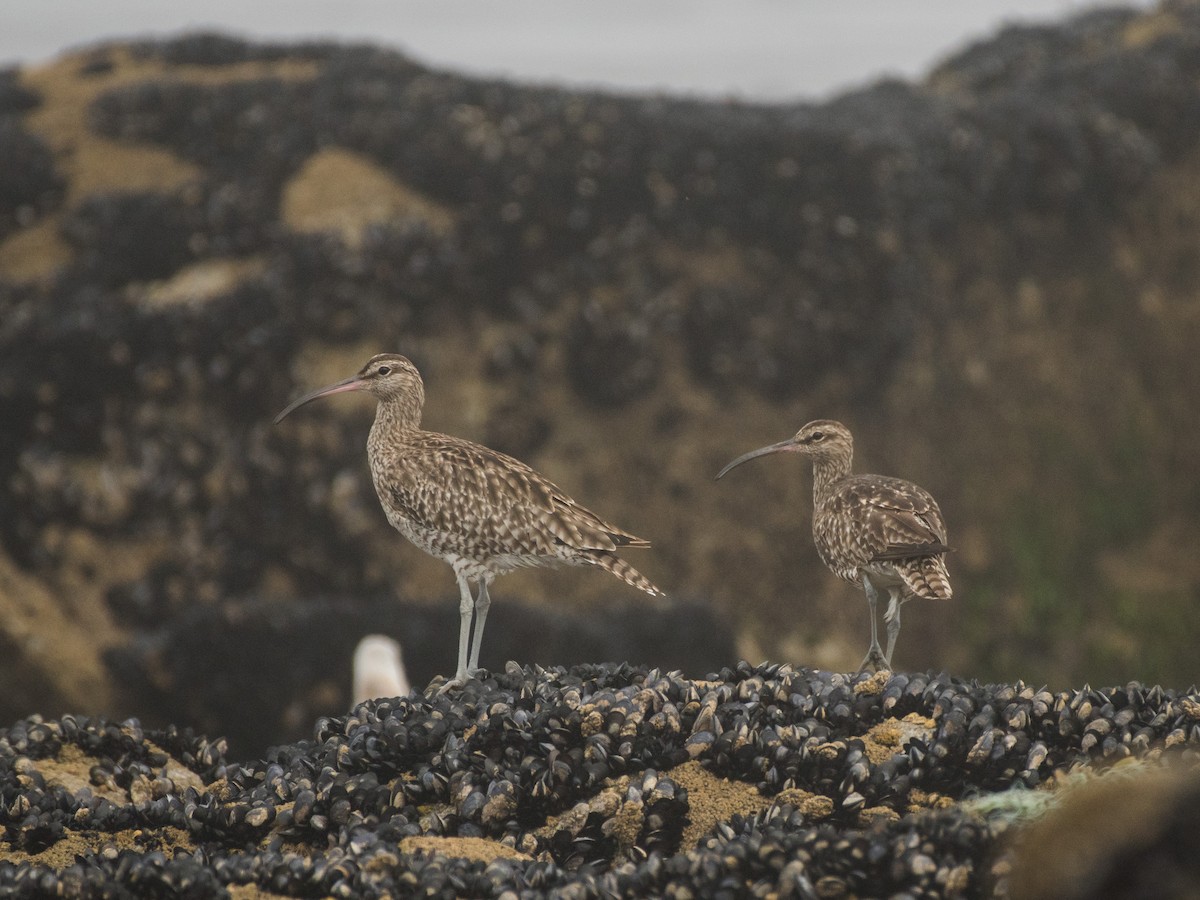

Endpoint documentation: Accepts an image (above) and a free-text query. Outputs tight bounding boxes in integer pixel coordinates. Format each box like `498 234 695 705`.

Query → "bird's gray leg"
858 576 889 672
467 579 492 676
437 570 475 693
883 589 905 669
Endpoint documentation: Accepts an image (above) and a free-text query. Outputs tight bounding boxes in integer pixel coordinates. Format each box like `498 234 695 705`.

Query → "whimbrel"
716 419 951 671
276 353 662 690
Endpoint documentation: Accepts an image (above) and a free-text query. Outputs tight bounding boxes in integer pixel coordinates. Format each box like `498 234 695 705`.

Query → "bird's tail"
588 552 665 598
899 555 953 601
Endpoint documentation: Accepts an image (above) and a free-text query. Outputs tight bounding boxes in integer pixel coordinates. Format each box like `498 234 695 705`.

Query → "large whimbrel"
276 353 662 689
716 419 951 671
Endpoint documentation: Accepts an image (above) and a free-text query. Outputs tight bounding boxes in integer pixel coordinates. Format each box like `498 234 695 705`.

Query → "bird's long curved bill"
715 438 797 480
274 376 363 423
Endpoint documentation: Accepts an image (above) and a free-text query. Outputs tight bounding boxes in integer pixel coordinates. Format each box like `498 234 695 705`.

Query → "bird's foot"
429 668 485 695
858 647 891 674
433 676 465 695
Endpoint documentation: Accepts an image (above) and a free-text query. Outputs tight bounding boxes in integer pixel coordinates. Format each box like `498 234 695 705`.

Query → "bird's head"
274 353 425 423
715 419 853 479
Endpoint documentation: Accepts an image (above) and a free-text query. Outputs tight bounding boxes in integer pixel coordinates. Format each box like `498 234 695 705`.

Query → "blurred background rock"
1 0 1196 757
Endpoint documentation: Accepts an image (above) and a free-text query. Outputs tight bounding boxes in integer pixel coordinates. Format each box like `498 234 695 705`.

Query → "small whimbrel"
716 419 951 671
276 353 662 690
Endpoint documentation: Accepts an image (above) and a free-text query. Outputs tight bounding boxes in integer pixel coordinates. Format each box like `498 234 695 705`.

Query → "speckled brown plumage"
717 419 951 671
276 353 661 689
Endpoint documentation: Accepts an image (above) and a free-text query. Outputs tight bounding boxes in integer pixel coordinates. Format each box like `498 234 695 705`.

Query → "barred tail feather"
899 556 953 601
589 552 665 598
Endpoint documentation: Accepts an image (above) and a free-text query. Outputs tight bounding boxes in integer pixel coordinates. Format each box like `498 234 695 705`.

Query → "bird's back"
813 473 952 600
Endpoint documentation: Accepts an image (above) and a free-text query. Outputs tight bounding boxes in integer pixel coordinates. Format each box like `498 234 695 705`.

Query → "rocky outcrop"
1 665 1198 897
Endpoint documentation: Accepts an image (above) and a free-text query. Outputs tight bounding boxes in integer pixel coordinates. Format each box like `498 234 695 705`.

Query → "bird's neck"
372 393 423 436
811 453 852 503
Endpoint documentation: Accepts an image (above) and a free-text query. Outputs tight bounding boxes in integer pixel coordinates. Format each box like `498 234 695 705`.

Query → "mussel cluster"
1 662 1198 897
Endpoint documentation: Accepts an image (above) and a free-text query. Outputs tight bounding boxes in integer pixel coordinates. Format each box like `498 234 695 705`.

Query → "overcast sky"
2 1 1152 101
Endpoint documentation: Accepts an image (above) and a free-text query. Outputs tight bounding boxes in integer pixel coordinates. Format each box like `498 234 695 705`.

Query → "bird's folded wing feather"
830 476 949 563
382 434 644 554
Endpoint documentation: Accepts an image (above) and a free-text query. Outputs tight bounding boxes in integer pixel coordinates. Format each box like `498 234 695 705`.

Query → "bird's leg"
858 576 889 672
883 589 905 669
436 571 475 693
466 579 492 676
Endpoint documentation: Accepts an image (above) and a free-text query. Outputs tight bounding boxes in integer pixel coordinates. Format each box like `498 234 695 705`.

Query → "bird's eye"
377 366 391 376
810 431 825 442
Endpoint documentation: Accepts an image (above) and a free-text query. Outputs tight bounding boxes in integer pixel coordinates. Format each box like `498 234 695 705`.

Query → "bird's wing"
828 475 949 564
546 491 652 550
381 434 646 555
